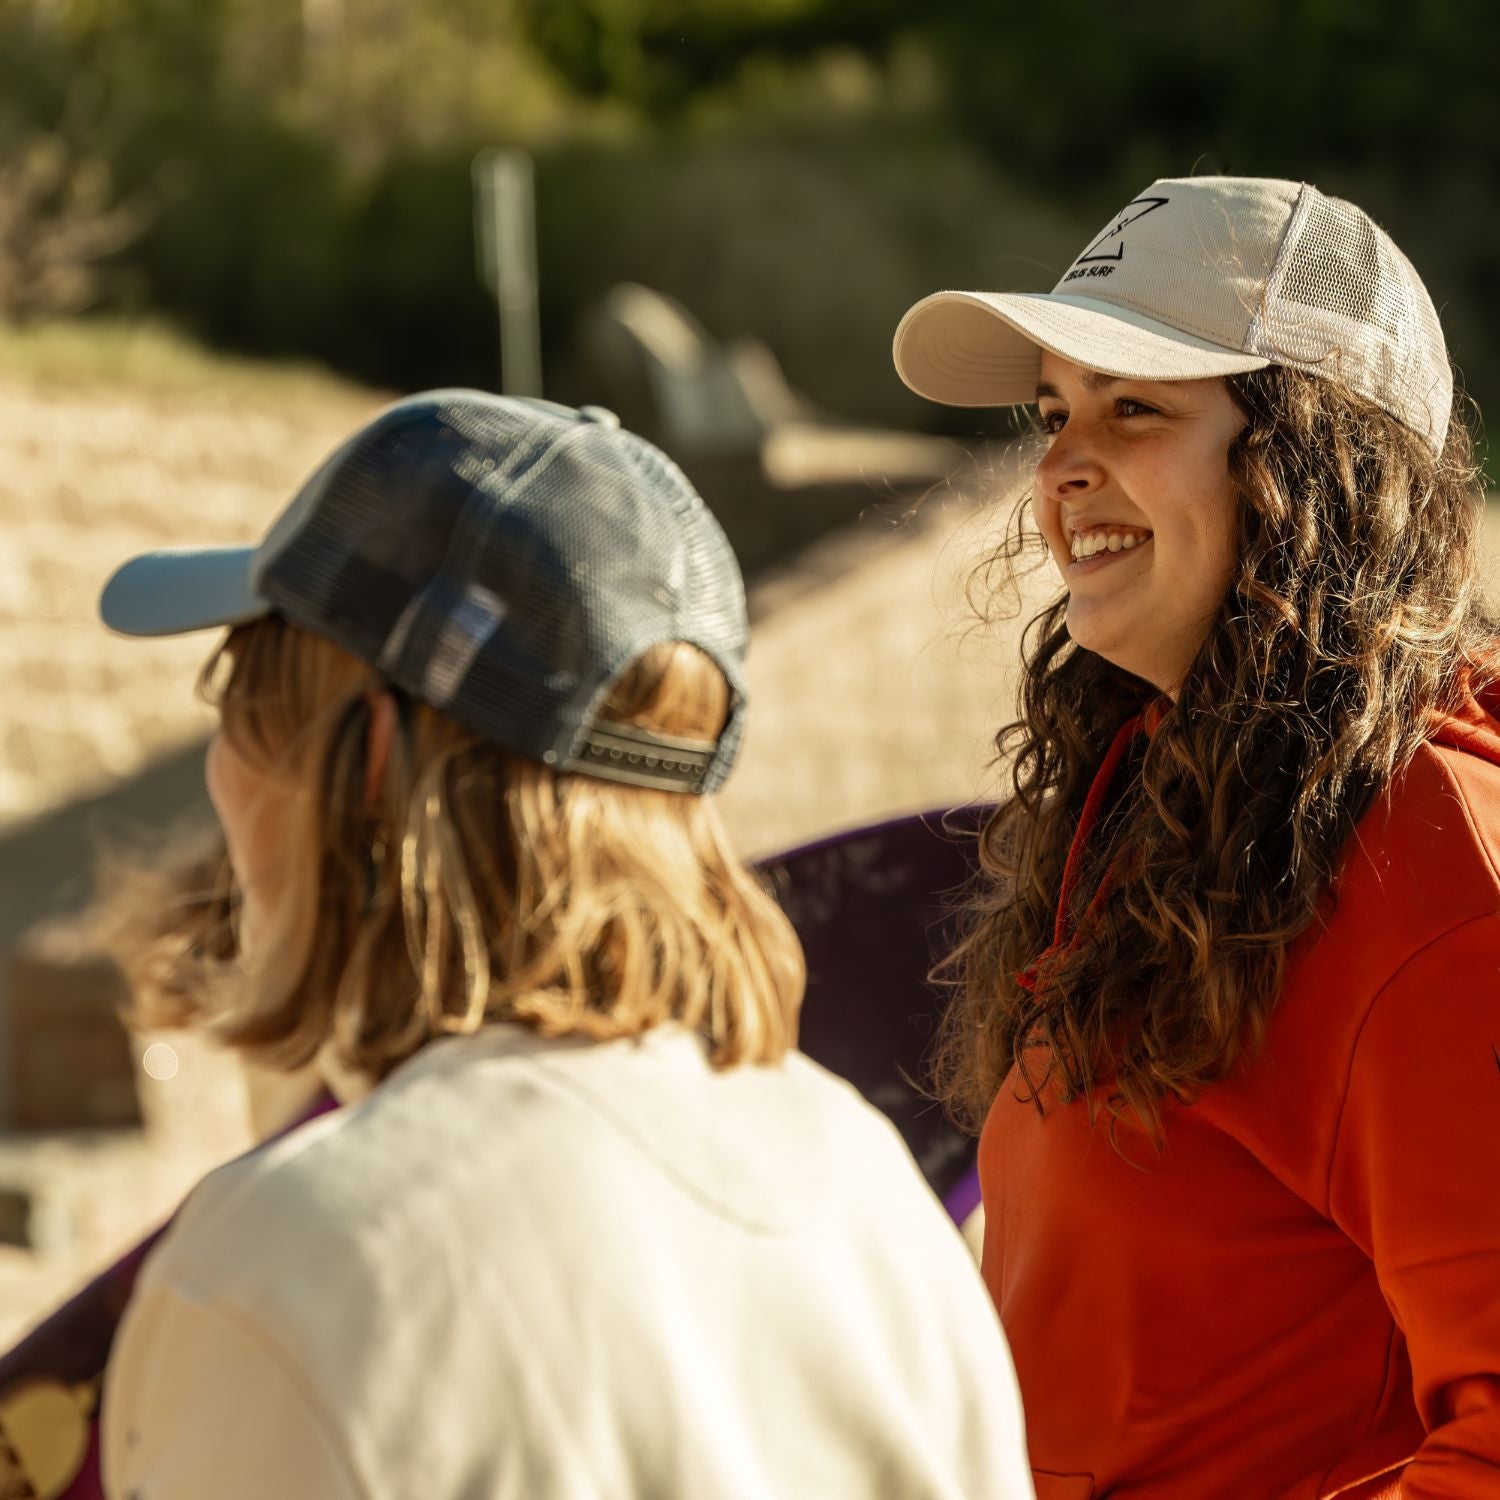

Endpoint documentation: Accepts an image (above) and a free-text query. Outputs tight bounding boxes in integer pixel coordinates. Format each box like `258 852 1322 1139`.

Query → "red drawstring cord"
1017 709 1146 992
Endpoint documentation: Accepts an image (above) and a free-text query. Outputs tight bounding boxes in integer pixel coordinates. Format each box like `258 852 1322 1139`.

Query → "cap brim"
99 546 268 638
893 291 1270 407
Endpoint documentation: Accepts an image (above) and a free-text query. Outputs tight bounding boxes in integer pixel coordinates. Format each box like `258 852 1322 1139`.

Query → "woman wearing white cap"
896 177 1500 1498
93 394 1032 1499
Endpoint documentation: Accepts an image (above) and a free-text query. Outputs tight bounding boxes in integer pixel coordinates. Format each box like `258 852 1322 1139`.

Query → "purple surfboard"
758 808 984 1223
0 809 983 1497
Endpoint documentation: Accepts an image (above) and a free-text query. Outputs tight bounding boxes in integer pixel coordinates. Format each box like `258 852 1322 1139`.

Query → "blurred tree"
516 0 1499 439
1 0 1494 449
287 0 572 162
0 8 159 319
518 0 901 112
915 0 1495 199
908 0 1498 431
0 122 148 320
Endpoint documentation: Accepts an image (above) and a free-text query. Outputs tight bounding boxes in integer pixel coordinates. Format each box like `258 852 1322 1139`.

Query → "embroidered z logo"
1075 196 1171 265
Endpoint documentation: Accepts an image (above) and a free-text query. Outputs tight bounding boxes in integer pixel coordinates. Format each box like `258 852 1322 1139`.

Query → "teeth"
1068 527 1151 562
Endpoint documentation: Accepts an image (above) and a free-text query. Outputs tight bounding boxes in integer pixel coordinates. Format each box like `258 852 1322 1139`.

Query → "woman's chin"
1062 611 1169 688
1062 603 1128 661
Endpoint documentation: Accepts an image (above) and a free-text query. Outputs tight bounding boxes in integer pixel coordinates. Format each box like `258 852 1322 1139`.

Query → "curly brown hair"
936 365 1497 1141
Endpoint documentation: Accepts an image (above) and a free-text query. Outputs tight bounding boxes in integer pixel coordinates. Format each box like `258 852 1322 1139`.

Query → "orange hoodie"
979 685 1500 1499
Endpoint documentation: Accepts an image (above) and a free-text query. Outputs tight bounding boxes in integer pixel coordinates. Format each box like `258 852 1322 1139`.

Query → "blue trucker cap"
100 391 749 794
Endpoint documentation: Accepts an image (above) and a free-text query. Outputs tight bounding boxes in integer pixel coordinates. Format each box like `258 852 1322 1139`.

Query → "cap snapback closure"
564 721 719 793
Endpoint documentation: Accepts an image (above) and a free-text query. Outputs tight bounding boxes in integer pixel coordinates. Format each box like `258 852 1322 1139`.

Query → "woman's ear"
363 690 398 809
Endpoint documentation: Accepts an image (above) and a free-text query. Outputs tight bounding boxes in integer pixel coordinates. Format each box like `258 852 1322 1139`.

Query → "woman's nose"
1036 424 1106 505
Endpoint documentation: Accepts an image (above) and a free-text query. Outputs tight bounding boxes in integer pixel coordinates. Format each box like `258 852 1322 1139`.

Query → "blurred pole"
473 149 543 398
301 0 345 116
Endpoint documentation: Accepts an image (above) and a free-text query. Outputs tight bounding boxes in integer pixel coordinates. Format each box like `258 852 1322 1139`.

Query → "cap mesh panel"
1251 189 1452 453
257 393 748 792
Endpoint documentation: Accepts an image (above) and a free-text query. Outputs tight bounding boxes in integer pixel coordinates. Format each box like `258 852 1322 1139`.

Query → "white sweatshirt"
103 1024 1032 1498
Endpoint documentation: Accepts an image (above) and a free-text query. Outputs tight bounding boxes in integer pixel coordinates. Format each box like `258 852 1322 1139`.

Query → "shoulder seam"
139 1278 369 1498
1322 908 1500 1212
158 1109 350 1256
1413 740 1500 892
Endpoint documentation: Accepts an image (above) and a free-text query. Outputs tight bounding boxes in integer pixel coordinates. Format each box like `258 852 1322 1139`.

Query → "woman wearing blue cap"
95 395 1031 1498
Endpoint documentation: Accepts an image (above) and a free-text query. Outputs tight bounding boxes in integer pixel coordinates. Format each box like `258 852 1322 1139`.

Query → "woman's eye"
1116 398 1158 419
1039 410 1067 434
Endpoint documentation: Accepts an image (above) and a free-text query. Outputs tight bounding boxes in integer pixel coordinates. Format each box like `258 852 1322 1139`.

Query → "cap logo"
1063 195 1170 283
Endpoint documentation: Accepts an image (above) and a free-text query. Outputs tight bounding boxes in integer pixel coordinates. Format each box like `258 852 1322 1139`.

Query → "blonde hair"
128 615 804 1082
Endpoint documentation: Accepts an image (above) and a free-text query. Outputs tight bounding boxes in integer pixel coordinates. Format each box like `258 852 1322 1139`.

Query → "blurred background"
1 0 1497 1340
6 0 1499 432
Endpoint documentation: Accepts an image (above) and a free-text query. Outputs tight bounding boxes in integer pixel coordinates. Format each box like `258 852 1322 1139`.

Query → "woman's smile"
1065 525 1155 569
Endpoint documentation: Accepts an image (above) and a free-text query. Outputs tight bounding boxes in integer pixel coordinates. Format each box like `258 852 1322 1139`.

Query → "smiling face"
1033 353 1246 694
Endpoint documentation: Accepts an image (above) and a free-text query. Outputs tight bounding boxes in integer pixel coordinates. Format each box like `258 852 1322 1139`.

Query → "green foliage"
0 118 148 320
2 0 1497 456
918 0 1496 194
907 0 1499 442
131 119 347 353
101 123 1075 432
532 127 1079 428
519 0 899 111
336 150 498 388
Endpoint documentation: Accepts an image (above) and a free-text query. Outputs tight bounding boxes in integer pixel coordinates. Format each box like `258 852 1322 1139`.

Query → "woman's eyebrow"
1035 373 1193 402
1035 373 1121 401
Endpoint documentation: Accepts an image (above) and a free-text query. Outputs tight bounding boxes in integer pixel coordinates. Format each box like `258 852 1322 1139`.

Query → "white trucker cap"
893 175 1452 455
